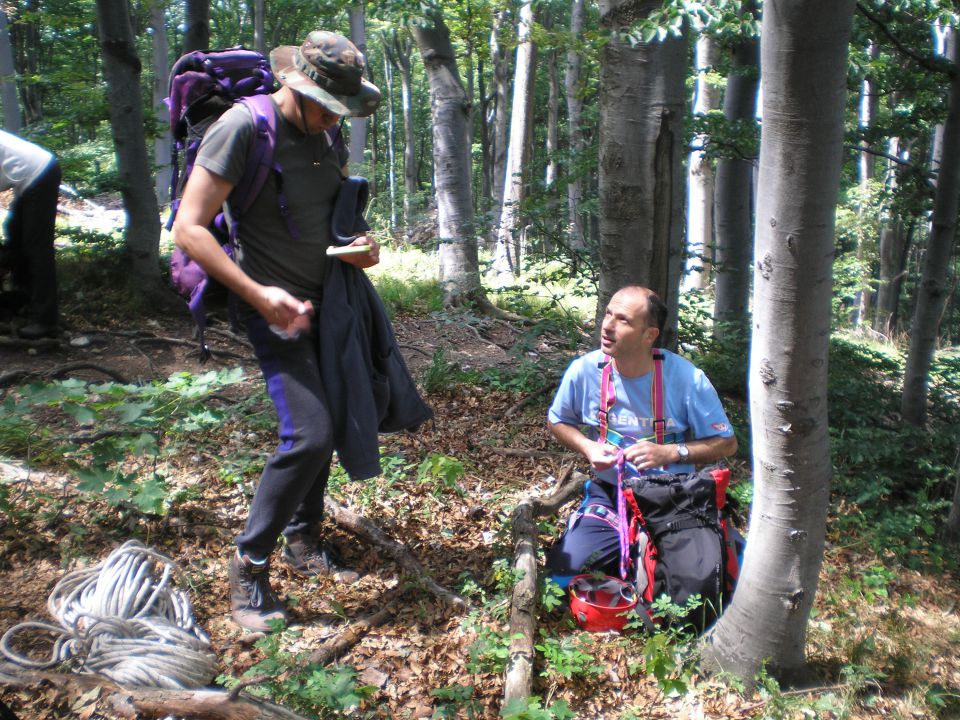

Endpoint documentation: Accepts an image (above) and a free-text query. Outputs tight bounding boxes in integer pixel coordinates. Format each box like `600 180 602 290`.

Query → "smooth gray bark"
488 11 511 243
253 0 265 55
96 0 164 299
412 11 483 303
383 51 396 229
0 11 20 132
852 41 880 330
702 0 855 682
713 8 759 342
683 33 721 293
564 0 586 251
385 31 417 233
493 0 537 279
901 35 960 426
596 0 687 347
349 5 369 169
151 5 171 206
183 0 209 54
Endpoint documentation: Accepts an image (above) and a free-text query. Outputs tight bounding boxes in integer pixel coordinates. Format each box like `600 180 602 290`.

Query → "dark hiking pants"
2 158 60 327
237 313 334 560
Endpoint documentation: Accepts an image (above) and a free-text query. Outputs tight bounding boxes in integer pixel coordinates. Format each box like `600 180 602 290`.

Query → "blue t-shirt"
548 348 734 482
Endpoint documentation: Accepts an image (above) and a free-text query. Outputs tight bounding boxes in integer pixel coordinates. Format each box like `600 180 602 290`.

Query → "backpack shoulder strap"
651 351 666 444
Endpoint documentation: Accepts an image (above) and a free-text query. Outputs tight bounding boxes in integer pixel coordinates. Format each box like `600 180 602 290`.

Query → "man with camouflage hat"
174 31 386 632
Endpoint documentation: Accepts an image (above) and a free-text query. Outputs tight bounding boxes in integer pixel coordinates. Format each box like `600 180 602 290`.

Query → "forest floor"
0 277 959 719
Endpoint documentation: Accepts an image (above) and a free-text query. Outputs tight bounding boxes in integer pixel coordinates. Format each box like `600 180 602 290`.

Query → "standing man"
0 130 60 339
174 31 414 632
546 285 737 586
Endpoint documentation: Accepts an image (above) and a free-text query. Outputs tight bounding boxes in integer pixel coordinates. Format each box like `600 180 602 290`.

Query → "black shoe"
281 534 360 583
228 551 288 632
18 322 58 340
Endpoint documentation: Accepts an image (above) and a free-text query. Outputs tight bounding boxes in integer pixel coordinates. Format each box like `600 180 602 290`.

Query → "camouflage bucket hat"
270 30 381 117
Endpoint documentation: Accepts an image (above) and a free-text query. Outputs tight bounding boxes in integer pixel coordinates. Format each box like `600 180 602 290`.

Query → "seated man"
546 285 737 587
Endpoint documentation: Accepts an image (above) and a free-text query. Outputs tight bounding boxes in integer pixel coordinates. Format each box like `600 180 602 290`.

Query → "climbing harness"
0 540 217 689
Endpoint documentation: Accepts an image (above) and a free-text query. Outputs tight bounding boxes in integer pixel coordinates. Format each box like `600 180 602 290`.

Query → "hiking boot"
228 550 288 632
281 533 360 583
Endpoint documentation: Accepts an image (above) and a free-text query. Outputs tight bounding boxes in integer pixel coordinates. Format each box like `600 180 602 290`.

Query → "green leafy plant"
431 683 483 719
500 696 574 720
420 349 464 394
535 632 603 680
417 452 466 497
220 629 375 716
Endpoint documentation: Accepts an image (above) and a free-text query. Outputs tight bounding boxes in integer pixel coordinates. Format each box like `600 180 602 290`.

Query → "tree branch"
856 2 955 78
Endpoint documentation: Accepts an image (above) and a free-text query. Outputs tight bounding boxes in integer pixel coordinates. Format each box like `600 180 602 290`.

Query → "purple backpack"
165 47 299 360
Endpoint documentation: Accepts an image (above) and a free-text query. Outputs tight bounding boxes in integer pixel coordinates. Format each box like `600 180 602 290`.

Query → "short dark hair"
645 292 667 334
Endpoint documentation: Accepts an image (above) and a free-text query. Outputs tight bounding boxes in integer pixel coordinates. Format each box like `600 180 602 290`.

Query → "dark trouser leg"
9 160 60 327
546 480 622 588
237 314 333 560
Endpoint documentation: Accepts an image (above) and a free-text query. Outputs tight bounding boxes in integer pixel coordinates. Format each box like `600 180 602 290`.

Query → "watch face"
678 444 689 459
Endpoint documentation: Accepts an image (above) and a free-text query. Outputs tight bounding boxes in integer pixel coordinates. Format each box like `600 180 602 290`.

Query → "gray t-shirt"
195 97 349 304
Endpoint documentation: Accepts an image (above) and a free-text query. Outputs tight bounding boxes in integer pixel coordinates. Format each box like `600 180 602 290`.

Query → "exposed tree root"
0 666 310 720
325 498 470 610
0 361 131 387
308 588 403 666
503 382 559 418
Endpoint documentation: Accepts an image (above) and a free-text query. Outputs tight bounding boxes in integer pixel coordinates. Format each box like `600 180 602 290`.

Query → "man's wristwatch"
676 443 690 462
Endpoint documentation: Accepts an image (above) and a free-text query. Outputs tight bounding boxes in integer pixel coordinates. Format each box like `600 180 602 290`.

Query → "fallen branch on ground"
326 498 469 610
502 466 586 706
308 588 402 666
0 666 310 720
504 382 557 418
487 446 573 460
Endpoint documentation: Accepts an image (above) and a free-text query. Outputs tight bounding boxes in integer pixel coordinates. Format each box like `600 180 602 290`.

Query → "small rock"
70 336 92 348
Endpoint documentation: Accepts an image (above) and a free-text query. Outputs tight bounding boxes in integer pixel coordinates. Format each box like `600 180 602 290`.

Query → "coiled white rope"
1 540 218 689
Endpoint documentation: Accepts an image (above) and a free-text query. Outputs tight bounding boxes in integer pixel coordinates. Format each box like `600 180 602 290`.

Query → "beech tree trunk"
493 0 537 280
564 0 586 251
488 11 511 246
96 0 165 301
683 33 720 293
348 5 369 168
901 36 960 427
852 41 880 330
702 0 855 682
183 0 209 54
384 52 397 230
253 0 265 55
151 5 171 205
12 2 41 124
596 0 687 347
385 31 416 233
412 11 484 304
713 4 759 342
0 11 20 132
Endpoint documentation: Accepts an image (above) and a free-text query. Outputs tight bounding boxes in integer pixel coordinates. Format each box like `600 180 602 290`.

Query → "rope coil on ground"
1 540 217 689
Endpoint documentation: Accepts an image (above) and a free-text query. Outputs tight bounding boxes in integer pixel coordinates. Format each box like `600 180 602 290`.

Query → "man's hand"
255 286 314 334
339 235 380 269
622 440 678 472
585 441 620 472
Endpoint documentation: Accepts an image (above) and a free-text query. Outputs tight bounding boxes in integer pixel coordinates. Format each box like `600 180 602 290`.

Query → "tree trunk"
348 5 369 169
596 0 687 347
386 31 416 234
713 5 759 342
683 33 720 293
488 11 512 248
901 36 960 427
183 0 209 54
412 11 484 304
564 0 586 252
493 0 537 280
12 1 41 124
252 0 265 54
96 0 165 301
702 0 855 683
151 5 172 206
0 11 20 133
852 41 880 330
874 215 909 337
384 51 397 230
